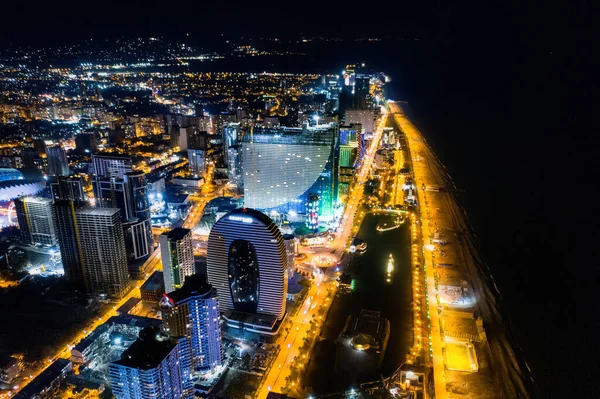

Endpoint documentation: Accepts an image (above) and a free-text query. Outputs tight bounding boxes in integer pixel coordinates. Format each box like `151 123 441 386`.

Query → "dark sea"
204 35 597 396
361 39 597 397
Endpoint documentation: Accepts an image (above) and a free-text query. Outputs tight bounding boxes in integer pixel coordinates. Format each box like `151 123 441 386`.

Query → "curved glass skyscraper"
241 124 337 218
207 208 287 320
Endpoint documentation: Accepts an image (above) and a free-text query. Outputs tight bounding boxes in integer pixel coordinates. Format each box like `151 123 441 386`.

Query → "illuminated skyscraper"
241 124 337 218
306 194 320 231
14 196 57 246
222 123 240 164
187 148 206 177
46 146 70 176
92 158 153 272
76 207 130 298
282 234 297 279
207 208 287 320
54 200 85 287
50 175 85 203
160 228 194 293
91 154 132 179
356 131 365 170
161 275 222 372
226 144 244 194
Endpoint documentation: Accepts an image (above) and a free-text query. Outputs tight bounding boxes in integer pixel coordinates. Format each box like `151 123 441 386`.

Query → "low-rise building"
116 297 141 316
140 270 165 302
13 358 72 399
171 177 204 188
71 315 161 364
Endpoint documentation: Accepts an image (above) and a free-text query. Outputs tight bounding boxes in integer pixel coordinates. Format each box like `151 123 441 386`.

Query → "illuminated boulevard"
256 108 388 398
390 102 532 398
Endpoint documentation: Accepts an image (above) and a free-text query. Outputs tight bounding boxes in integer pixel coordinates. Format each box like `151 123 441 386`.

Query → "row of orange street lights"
392 104 447 397
263 109 387 398
408 211 431 365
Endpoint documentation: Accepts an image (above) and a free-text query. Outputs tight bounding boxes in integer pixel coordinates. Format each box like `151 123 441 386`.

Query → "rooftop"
140 270 164 291
163 274 214 305
0 355 17 369
13 359 72 399
17 196 52 204
73 315 161 353
219 207 275 228
117 297 141 315
112 327 178 370
76 207 121 216
203 196 242 213
92 153 132 160
162 227 191 241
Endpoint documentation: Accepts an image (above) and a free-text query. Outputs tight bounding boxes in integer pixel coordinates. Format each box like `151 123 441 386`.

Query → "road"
257 107 388 398
390 101 533 398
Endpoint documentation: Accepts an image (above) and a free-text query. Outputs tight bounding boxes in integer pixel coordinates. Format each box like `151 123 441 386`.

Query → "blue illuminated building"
109 326 190 399
241 124 338 219
160 275 222 373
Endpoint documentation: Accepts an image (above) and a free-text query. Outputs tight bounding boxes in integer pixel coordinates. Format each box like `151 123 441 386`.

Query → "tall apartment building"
160 228 194 293
76 207 130 298
226 144 244 194
187 148 206 177
91 154 132 179
161 275 222 372
282 234 297 279
14 196 57 246
50 175 85 203
92 156 153 270
54 200 85 286
109 326 190 399
46 146 70 176
222 123 240 163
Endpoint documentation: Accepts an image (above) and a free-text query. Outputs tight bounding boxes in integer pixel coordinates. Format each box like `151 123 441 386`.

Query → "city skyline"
0 16 592 398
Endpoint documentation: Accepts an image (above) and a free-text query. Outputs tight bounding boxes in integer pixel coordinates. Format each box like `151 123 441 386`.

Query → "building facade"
161 275 222 372
46 146 70 176
241 125 337 218
226 144 244 194
50 175 85 202
15 196 57 246
207 208 287 320
92 154 133 179
92 165 153 265
76 207 130 298
160 228 194 293
187 148 206 177
54 200 85 286
282 234 297 279
222 123 240 164
109 327 190 399
344 109 376 134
